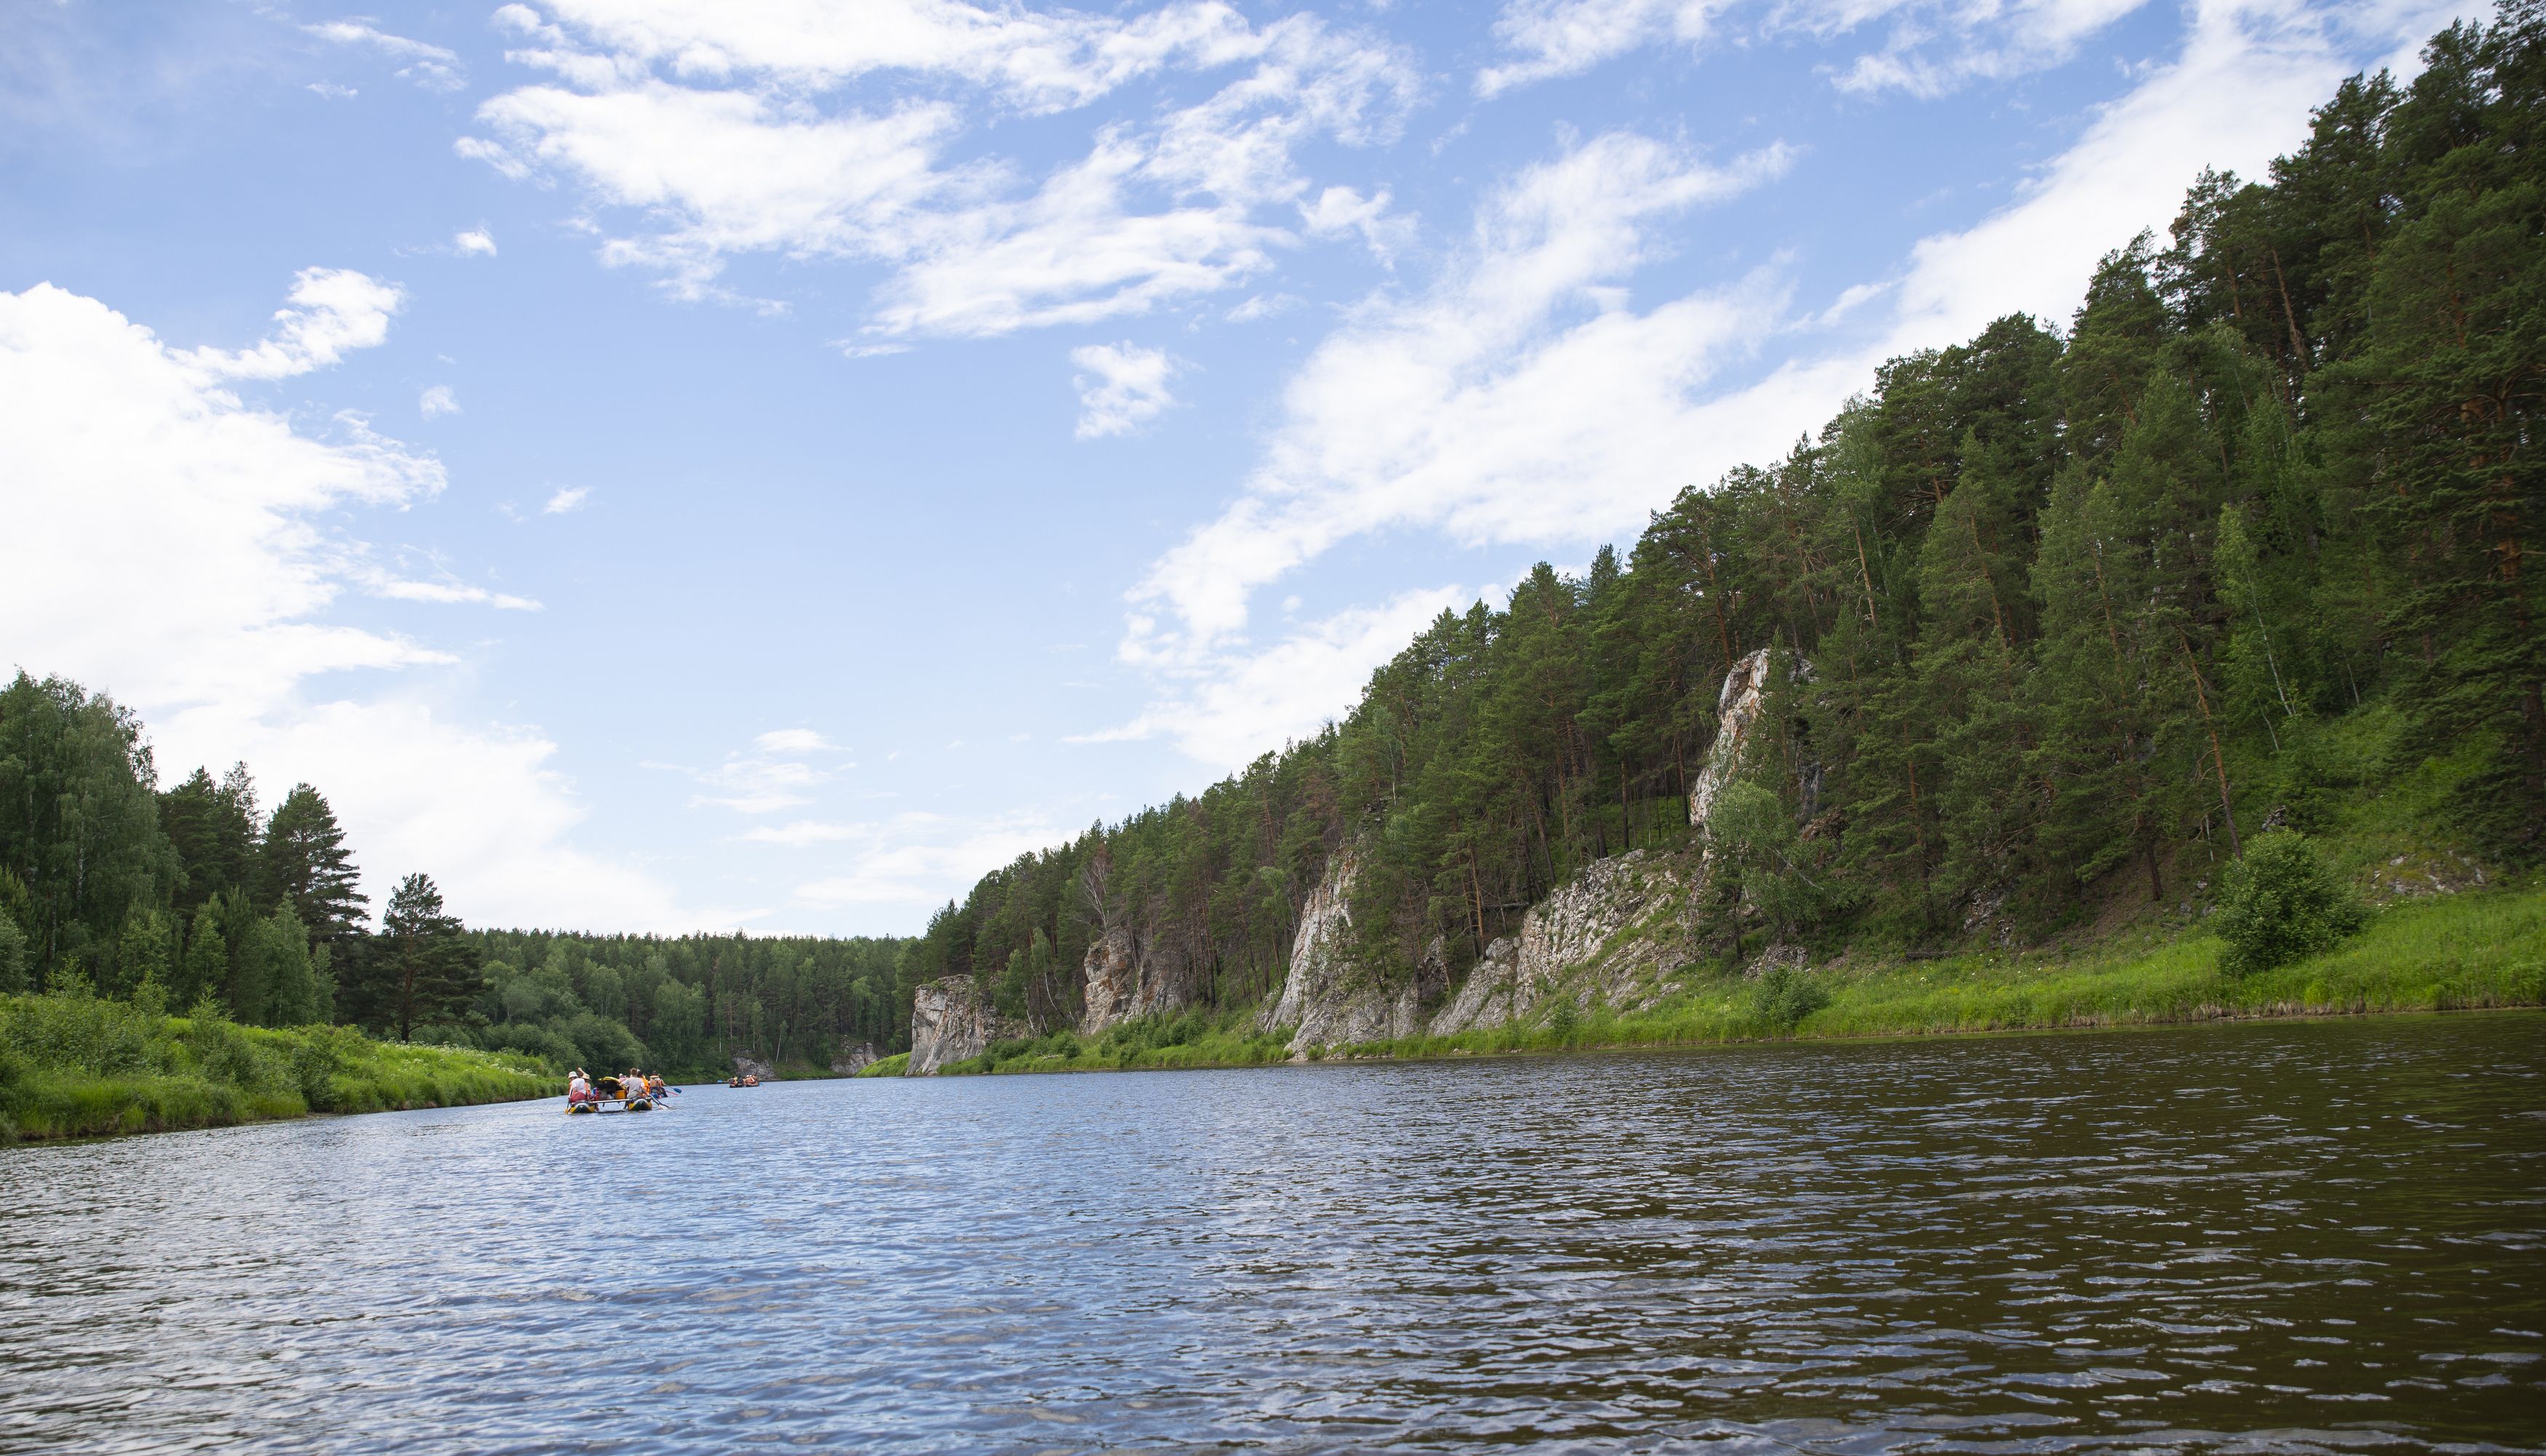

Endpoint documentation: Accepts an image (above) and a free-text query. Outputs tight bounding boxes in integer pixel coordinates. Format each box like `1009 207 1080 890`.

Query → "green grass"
853 1052 911 1077
0 993 561 1143
926 880 2545 1074
938 1007 1295 1076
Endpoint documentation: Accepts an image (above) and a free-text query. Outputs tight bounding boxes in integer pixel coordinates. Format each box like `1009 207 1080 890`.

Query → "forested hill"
901 4 2544 1028
0 673 907 1076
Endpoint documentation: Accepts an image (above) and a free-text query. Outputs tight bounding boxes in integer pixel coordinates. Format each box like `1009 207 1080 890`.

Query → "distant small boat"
727 1074 762 1087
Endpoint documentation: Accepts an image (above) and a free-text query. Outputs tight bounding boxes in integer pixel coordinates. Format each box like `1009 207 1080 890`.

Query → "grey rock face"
1256 847 1425 1054
830 1043 883 1076
1076 925 1191 1034
1427 849 1693 1036
730 1052 776 1081
908 975 1029 1076
1688 647 1774 834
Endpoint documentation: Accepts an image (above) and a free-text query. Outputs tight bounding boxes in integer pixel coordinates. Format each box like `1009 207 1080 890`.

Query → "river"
4 1014 2540 1452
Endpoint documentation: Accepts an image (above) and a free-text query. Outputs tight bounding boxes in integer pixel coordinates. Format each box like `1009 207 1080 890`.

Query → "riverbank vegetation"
938 877 2543 1073
0 984 556 1142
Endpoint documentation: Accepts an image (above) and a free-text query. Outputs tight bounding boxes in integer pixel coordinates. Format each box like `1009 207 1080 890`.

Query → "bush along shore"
933 873 2545 1076
0 985 559 1143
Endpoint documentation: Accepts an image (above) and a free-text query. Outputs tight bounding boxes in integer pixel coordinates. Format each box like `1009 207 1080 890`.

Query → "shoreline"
928 882 2546 1077
936 999 2546 1078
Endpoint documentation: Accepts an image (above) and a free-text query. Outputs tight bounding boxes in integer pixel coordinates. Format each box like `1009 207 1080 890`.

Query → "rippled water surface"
6 1015 2543 1453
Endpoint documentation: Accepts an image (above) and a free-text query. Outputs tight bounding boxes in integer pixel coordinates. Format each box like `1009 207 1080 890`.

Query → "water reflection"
4 1015 2539 1452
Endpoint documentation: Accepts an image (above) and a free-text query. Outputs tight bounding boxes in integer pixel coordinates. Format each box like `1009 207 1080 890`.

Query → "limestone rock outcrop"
908 975 1028 1076
730 1052 776 1081
1076 925 1192 1034
1256 848 1426 1052
1427 849 1694 1036
830 1043 883 1076
1689 647 1774 833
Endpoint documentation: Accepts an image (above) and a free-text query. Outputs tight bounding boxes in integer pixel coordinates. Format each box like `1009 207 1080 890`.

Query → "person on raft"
646 1074 669 1099
624 1068 649 1102
566 1068 591 1105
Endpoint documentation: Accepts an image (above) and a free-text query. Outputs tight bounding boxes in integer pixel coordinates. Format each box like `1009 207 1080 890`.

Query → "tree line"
901 4 2542 1025
0 672 909 1071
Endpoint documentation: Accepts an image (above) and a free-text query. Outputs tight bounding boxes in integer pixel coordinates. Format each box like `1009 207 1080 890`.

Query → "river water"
4 1015 2541 1454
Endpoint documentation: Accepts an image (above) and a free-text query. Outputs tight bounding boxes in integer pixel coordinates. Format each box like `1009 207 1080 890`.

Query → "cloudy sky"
1 0 2465 935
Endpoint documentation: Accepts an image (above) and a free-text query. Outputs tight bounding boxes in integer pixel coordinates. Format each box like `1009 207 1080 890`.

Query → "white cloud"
784 812 1062 911
1085 585 1473 767
1124 131 1794 666
1070 343 1176 439
453 227 498 257
0 276 701 930
1477 0 1715 96
308 82 359 100
682 730 845 813
418 383 459 417
754 728 842 753
183 266 404 382
1226 292 1300 322
366 575 540 611
543 485 591 514
1474 0 2158 98
514 0 1259 111
465 7 1416 331
305 19 468 92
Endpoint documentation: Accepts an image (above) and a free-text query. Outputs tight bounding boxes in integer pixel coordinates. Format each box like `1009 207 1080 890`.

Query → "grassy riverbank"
937 880 2546 1075
0 991 560 1143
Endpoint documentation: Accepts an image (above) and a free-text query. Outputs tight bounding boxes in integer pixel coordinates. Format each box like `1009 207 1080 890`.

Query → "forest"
898 4 2542 1029
0 672 905 1074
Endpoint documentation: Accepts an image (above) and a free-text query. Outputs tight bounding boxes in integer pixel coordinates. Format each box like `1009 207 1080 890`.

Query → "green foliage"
2214 831 2373 976
0 673 174 985
0 989 556 1141
1751 964 1830 1032
0 913 25 996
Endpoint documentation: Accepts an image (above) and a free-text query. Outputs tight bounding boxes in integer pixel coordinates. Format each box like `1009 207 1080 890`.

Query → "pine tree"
175 897 229 1015
258 784 368 940
363 873 487 1041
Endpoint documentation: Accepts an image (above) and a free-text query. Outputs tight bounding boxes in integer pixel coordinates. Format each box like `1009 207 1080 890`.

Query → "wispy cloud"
453 227 498 257
1474 0 2157 98
1122 131 1795 668
543 485 590 514
305 19 467 92
418 384 459 417
461 7 1417 333
1070 343 1176 439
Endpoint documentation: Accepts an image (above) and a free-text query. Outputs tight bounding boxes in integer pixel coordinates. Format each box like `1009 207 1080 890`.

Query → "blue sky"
1 0 2464 935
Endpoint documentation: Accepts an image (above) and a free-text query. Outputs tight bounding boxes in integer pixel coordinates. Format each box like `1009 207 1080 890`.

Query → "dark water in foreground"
4 1016 2542 1454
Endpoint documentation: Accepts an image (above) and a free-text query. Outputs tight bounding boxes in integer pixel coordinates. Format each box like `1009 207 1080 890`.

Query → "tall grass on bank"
0 991 560 1143
929 883 2544 1074
940 1007 1295 1076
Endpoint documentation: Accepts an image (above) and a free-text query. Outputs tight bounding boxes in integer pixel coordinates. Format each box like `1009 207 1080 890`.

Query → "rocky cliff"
1256 847 1429 1051
1261 648 1803 1052
1077 925 1193 1035
1688 647 1772 833
1426 849 1695 1035
908 975 1029 1076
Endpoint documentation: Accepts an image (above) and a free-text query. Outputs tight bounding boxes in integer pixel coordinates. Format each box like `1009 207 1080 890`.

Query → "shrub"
2213 829 2371 977
1751 964 1829 1032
